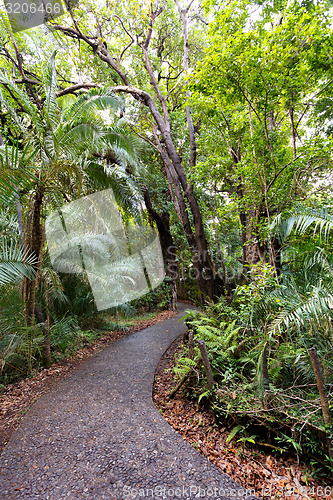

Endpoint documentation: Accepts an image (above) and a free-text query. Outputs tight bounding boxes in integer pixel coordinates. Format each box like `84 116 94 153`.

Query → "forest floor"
0 308 176 454
2 306 332 499
1 302 249 499
153 337 333 500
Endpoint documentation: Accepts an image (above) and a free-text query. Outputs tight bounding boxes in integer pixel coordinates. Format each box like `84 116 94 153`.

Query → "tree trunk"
35 305 51 368
53 16 224 303
238 204 266 278
159 133 223 300
143 188 177 310
262 345 270 391
269 235 282 276
42 323 51 369
23 185 44 325
151 128 223 303
233 162 263 279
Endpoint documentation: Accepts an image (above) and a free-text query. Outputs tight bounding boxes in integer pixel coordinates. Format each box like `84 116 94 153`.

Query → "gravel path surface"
0 303 257 500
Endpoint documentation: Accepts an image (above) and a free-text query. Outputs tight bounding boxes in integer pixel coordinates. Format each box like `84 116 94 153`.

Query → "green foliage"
0 141 36 200
0 238 36 285
176 305 246 402
50 316 93 356
174 244 333 471
130 280 173 312
190 0 333 278
0 51 149 380
0 285 42 381
226 424 244 443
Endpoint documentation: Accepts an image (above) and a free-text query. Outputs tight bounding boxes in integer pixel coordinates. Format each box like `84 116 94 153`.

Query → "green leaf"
226 424 244 443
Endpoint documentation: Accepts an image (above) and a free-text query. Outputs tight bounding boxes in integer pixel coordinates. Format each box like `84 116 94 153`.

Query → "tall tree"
0 54 127 342
191 0 333 277
51 0 224 300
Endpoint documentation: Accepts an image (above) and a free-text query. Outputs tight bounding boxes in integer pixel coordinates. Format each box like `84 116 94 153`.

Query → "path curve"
0 303 257 499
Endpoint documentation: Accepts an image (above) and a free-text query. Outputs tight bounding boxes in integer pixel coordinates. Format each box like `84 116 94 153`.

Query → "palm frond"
61 87 123 125
276 203 333 242
268 284 333 339
0 141 37 200
0 71 43 133
42 51 61 130
0 239 36 285
0 211 19 235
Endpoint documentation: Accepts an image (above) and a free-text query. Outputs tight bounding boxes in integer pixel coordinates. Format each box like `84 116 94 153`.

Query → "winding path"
0 303 257 499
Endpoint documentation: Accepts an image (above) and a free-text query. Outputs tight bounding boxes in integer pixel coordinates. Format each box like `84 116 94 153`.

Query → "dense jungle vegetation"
0 0 332 476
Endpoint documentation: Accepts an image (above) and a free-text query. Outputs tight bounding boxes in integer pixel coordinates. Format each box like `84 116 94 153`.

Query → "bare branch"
51 22 130 86
113 15 135 63
165 75 183 100
56 83 99 97
128 123 159 151
174 0 196 168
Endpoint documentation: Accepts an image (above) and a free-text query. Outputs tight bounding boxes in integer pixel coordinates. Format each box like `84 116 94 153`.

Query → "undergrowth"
173 275 333 477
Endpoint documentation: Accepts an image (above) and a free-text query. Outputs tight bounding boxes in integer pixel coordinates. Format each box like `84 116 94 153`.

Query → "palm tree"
0 52 137 321
276 204 333 245
236 206 333 406
0 142 37 285
0 53 142 367
269 203 333 335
